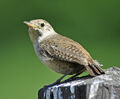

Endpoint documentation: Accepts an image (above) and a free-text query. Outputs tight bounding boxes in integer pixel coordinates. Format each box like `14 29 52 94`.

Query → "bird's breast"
33 40 47 60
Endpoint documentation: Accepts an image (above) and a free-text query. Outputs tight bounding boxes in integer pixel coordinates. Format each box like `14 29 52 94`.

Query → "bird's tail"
87 60 105 76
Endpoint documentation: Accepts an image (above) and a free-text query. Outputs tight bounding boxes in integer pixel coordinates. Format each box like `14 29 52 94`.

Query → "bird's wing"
40 35 105 76
40 35 91 66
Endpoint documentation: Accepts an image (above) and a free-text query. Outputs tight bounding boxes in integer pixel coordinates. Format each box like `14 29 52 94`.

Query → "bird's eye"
41 23 45 27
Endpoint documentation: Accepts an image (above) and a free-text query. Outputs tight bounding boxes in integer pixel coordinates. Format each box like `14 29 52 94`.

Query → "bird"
24 19 105 84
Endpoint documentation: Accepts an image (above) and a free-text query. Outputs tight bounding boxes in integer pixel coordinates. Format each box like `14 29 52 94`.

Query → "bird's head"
24 19 56 43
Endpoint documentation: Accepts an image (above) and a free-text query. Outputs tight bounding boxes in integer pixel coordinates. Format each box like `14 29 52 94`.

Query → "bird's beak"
24 21 38 28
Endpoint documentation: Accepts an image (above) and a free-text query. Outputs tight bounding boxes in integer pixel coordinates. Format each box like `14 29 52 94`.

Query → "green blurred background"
0 0 120 99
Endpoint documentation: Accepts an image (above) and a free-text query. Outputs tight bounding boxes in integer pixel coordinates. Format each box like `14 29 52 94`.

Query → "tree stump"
38 66 120 99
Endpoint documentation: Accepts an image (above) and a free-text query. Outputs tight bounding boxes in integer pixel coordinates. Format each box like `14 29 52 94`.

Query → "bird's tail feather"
86 60 105 76
88 64 105 76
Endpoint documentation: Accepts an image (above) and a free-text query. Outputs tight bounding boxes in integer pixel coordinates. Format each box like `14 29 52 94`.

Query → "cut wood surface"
38 66 120 99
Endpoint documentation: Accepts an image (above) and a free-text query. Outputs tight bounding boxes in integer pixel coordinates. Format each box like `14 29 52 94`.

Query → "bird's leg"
55 74 67 84
44 68 86 88
64 72 82 82
44 74 67 88
64 68 86 82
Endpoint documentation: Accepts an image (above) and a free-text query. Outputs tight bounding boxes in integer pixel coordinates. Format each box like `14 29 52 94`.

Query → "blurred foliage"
0 0 120 99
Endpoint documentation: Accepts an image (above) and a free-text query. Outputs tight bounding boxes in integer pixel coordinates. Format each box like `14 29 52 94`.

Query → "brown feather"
39 34 105 76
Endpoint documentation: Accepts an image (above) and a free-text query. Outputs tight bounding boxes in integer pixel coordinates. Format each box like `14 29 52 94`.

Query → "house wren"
24 19 105 83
